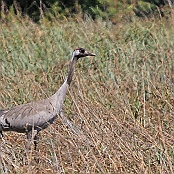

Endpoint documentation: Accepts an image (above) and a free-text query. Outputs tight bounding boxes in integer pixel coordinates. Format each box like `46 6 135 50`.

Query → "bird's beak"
85 51 96 56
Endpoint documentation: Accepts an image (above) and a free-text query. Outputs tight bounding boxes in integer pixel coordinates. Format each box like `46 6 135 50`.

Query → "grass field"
0 14 174 173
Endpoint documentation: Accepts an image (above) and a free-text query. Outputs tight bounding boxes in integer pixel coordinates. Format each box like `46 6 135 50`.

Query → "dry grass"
0 14 174 173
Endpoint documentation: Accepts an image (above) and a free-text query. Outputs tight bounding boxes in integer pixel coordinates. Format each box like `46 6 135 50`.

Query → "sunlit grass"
0 14 174 173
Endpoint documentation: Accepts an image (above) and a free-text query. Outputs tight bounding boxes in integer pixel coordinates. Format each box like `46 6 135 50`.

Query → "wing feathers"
0 98 57 132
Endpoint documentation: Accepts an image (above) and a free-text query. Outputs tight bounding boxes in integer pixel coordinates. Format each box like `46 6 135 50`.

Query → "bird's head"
72 48 96 60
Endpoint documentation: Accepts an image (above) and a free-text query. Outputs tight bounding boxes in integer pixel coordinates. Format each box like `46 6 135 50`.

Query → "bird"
0 48 96 149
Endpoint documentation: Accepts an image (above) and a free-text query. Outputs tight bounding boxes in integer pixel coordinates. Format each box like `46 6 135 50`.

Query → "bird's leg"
0 131 3 138
26 129 38 150
33 133 38 150
25 129 40 163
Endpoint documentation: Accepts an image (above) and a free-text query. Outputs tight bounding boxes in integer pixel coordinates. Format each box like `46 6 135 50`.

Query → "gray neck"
50 56 78 113
67 56 78 86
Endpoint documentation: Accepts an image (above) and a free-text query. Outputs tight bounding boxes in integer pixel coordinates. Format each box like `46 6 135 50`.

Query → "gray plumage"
0 48 96 149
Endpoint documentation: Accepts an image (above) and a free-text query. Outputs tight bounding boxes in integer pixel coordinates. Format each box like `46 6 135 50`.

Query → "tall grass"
0 15 174 173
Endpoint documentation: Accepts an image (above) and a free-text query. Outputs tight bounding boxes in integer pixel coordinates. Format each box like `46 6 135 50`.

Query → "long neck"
67 56 78 85
50 56 78 113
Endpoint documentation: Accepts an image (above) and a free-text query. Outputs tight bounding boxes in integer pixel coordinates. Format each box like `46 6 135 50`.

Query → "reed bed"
0 15 174 173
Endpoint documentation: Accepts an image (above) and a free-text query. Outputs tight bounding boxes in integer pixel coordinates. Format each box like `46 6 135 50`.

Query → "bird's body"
0 81 68 133
0 48 95 149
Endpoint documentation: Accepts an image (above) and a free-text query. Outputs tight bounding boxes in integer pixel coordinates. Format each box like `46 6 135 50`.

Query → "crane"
0 48 96 149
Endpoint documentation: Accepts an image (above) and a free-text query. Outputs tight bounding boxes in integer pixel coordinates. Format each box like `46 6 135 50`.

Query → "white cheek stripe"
70 50 80 61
